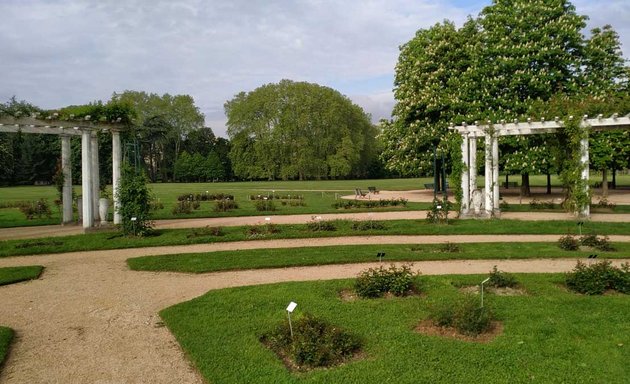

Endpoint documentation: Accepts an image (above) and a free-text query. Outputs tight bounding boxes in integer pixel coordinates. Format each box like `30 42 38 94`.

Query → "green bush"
18 199 52 220
245 224 280 238
172 200 201 214
116 165 153 236
260 313 362 370
187 226 223 238
254 199 276 211
332 198 407 209
565 260 629 295
488 265 518 288
558 235 580 251
350 220 387 231
213 199 238 212
439 242 460 253
306 220 337 232
580 234 615 251
354 264 415 298
429 295 494 336
426 197 453 224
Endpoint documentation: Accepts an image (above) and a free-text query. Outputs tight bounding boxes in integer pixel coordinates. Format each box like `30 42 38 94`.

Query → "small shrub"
149 199 164 211
213 199 238 212
426 197 452 224
332 198 407 209
172 200 200 215
350 220 386 231
177 192 234 201
487 265 518 288
529 199 555 210
580 234 615 251
260 313 362 370
306 220 337 232
245 224 280 238
429 295 493 336
595 198 616 209
439 242 460 253
354 264 415 298
187 226 223 238
18 199 52 220
565 260 629 295
254 199 277 211
558 235 580 251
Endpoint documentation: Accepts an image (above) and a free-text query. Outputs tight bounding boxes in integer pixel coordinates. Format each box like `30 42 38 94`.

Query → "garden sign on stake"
286 301 297 339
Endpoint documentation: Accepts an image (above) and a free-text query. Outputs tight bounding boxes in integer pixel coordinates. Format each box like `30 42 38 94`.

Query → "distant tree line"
1 82 391 186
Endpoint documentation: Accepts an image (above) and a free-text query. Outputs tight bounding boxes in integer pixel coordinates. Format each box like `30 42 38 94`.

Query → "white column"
112 130 122 224
460 135 470 214
580 134 590 217
492 135 500 211
469 137 477 195
91 132 100 222
484 134 493 215
61 135 73 224
81 129 94 228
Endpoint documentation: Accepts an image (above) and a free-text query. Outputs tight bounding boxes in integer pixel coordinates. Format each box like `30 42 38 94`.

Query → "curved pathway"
1 232 630 383
1 210 629 241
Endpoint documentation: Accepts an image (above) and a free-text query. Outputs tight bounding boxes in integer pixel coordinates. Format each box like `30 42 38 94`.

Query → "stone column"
91 131 100 222
492 135 500 212
81 129 94 228
460 134 470 214
112 130 122 224
484 134 493 215
61 134 73 224
469 137 477 197
580 134 590 217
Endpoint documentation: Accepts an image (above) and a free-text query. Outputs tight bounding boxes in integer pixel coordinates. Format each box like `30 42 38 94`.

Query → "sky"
1 0 628 138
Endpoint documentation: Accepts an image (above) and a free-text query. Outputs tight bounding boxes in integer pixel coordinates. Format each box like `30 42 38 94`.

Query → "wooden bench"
424 182 449 190
355 188 367 199
368 186 379 194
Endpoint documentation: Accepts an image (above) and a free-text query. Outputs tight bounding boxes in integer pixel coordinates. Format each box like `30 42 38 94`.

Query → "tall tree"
225 80 376 180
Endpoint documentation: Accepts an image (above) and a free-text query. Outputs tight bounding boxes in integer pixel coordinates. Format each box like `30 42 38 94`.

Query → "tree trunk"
602 169 608 198
546 173 551 195
505 174 509 189
612 169 616 189
521 173 531 197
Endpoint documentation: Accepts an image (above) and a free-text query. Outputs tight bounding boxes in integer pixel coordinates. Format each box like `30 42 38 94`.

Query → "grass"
1 174 628 227
3 219 630 258
127 242 630 273
160 274 630 383
0 266 44 286
0 327 13 369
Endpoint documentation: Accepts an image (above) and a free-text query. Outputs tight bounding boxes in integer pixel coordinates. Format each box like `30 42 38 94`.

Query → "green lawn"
161 274 630 383
0 327 13 369
3 219 630 258
0 266 44 286
127 242 630 273
1 175 628 227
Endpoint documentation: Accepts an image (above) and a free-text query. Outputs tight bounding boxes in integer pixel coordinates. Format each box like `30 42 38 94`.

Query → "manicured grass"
3 219 630 258
0 266 44 286
2 175 628 227
0 179 430 227
0 327 13 368
160 274 630 383
128 242 630 273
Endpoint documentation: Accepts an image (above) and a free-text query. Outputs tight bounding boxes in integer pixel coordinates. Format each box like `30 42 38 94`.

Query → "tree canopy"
381 0 629 186
225 79 377 180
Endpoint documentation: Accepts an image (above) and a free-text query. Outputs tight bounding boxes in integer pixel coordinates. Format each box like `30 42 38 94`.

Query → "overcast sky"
1 0 628 137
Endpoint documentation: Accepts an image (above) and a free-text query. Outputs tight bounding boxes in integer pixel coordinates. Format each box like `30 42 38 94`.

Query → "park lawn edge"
159 274 630 384
0 266 44 286
0 327 14 370
126 242 630 273
3 218 630 258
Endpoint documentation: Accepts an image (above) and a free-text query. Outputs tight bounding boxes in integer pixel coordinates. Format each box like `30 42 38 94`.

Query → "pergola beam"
451 114 630 218
0 116 125 230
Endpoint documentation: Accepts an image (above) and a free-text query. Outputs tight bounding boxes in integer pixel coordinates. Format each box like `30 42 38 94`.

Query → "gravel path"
1 233 630 384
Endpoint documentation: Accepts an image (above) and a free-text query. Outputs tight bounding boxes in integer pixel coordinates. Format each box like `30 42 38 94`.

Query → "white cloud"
0 1 627 137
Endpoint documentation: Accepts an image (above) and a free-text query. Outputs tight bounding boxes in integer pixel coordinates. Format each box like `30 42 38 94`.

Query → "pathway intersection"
0 209 629 383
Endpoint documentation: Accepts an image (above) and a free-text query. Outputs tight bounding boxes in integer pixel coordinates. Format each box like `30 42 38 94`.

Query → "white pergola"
450 114 630 218
0 114 124 229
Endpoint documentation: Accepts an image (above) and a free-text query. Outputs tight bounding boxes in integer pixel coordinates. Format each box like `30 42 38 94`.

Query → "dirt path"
1 209 629 241
2 235 630 383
